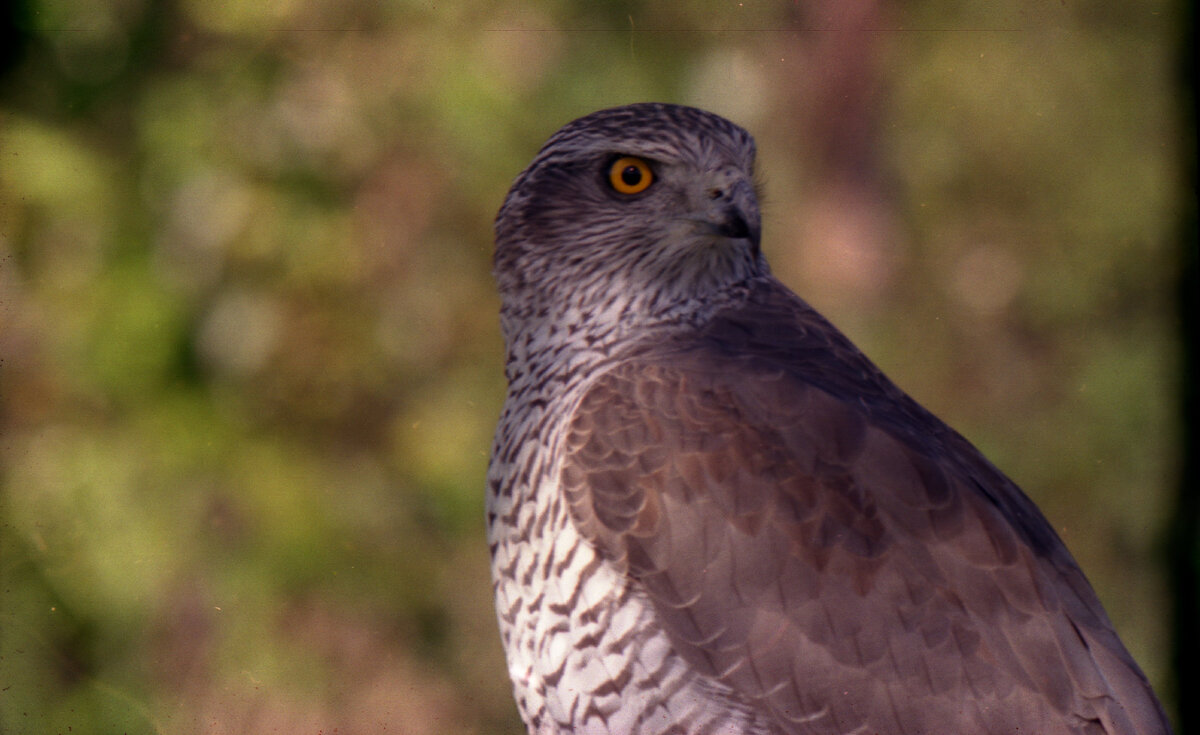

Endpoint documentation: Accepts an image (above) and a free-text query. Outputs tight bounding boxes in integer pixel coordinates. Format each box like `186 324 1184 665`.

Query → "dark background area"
0 1 1187 732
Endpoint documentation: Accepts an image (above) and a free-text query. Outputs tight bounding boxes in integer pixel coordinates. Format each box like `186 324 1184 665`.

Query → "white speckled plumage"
488 342 772 734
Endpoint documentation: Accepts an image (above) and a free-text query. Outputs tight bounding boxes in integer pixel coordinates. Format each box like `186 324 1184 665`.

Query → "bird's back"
539 277 1171 734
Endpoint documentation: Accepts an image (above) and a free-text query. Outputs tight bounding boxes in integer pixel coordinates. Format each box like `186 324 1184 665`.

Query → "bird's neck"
498 274 763 389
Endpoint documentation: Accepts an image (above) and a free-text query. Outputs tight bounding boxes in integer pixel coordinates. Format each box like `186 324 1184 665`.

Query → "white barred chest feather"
487 385 772 735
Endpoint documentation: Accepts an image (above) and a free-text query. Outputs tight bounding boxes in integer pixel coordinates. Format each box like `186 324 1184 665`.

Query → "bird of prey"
486 102 1170 735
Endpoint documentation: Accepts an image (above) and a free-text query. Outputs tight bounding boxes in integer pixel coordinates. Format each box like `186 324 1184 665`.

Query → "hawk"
486 102 1169 735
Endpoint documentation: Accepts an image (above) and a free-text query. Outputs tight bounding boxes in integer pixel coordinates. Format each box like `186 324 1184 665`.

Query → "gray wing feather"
560 279 1170 735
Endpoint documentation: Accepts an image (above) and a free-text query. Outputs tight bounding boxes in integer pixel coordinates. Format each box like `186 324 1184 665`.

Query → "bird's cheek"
666 218 719 251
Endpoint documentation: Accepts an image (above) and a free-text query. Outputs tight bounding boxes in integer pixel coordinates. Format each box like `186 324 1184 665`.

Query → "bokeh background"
0 1 1187 733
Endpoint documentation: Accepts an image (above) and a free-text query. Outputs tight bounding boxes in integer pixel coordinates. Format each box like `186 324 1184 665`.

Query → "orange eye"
608 157 654 195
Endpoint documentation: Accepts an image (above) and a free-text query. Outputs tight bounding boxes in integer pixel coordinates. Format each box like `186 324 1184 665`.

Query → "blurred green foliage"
0 1 1181 733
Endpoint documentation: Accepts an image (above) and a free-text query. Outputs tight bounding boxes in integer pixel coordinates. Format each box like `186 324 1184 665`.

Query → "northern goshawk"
486 102 1169 735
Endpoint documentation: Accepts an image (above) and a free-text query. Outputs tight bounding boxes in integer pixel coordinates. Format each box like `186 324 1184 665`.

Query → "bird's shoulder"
566 277 1066 565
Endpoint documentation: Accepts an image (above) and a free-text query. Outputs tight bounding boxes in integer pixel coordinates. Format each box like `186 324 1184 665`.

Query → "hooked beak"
704 177 761 254
714 203 759 245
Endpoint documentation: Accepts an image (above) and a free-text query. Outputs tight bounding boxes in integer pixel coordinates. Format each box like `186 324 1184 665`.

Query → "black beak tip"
717 209 761 252
717 215 750 240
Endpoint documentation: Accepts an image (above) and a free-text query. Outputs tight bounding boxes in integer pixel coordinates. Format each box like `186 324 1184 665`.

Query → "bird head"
493 103 767 334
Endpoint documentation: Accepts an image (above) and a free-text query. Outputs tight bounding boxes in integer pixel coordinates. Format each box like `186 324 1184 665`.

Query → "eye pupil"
621 166 642 186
